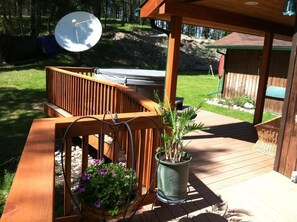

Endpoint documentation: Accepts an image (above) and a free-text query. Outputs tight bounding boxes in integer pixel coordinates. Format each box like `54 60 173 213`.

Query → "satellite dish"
55 11 102 52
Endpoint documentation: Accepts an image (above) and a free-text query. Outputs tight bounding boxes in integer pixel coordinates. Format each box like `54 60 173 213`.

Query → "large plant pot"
155 152 192 202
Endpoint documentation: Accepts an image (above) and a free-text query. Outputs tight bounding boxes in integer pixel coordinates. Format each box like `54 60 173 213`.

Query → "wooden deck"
127 110 297 222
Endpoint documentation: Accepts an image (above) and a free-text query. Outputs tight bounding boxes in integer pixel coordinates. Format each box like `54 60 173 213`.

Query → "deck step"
44 102 72 117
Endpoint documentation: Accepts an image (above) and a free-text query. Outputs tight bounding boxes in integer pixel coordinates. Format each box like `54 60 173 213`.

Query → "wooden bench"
44 102 73 118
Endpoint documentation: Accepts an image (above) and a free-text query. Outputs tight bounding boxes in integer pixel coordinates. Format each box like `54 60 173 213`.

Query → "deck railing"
0 67 162 222
55 112 161 221
46 66 156 116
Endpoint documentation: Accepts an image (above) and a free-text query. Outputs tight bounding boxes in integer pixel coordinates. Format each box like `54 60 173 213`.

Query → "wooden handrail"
0 118 56 222
51 66 94 76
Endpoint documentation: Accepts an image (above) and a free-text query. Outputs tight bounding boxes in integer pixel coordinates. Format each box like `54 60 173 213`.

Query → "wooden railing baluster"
82 135 89 173
64 137 72 216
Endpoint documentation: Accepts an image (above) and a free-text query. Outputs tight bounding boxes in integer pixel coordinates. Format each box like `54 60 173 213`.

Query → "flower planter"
155 152 192 202
76 159 138 220
82 199 139 221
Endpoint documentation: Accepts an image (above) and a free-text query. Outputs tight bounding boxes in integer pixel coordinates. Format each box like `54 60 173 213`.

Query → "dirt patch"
83 29 220 71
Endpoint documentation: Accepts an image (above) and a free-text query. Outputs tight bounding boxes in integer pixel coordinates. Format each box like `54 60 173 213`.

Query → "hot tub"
94 68 165 101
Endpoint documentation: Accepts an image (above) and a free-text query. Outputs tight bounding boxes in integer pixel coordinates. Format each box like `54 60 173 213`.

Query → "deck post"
274 16 297 177
165 16 182 107
253 32 273 125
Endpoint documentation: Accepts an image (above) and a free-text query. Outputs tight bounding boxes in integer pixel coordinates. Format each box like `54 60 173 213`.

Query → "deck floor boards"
126 110 297 222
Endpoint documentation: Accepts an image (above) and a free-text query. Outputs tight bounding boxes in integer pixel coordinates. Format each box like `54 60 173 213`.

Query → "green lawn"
0 67 47 213
177 73 216 106
176 73 276 123
0 68 46 165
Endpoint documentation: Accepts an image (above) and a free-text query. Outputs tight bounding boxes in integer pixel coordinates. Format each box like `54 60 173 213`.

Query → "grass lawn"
0 68 47 164
177 73 277 123
0 67 46 213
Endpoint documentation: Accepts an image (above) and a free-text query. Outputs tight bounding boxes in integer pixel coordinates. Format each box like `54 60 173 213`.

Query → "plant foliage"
155 94 204 163
76 159 137 216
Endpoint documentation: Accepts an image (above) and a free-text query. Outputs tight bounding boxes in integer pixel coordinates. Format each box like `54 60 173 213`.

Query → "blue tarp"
37 35 61 56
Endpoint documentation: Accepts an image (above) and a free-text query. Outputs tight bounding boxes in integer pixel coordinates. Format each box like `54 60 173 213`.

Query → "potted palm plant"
155 95 204 202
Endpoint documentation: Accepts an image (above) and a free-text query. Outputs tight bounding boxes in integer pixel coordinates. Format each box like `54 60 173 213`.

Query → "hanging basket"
82 198 139 221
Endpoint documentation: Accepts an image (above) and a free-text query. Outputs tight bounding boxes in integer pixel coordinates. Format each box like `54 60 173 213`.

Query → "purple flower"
82 172 92 180
94 200 101 208
98 169 108 175
93 159 100 165
77 184 85 193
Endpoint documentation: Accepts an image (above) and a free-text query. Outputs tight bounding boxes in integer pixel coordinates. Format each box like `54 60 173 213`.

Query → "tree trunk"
47 3 55 35
30 0 37 36
202 27 210 39
121 0 125 26
128 0 135 23
36 1 40 36
96 0 102 20
104 0 108 29
16 0 24 35
29 0 40 36
1 0 8 33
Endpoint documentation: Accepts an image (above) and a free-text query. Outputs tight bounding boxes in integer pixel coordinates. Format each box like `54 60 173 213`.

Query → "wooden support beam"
165 16 182 107
275 16 297 177
140 0 164 18
253 32 274 125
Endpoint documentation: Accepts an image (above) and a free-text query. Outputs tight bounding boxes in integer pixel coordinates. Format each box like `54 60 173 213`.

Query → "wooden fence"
222 49 288 114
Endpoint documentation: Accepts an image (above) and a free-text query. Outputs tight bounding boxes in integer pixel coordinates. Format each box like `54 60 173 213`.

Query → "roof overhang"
206 45 291 51
140 0 295 40
207 32 292 51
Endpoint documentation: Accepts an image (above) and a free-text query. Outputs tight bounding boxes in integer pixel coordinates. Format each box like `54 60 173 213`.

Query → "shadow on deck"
128 110 281 222
189 121 258 143
130 172 227 222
